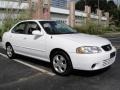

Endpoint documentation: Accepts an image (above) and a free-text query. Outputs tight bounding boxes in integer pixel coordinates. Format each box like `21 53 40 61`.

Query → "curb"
99 34 120 38
115 46 120 50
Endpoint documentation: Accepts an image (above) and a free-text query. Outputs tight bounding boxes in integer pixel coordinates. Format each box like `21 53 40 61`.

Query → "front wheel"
6 44 16 59
51 51 73 76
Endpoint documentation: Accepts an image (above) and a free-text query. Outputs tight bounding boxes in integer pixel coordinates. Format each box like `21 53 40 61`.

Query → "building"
0 0 107 26
51 0 78 8
51 0 67 8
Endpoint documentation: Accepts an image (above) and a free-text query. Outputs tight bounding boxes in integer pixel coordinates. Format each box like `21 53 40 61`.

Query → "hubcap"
7 46 13 57
53 55 67 73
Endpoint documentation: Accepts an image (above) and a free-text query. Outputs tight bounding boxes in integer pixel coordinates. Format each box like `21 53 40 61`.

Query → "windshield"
39 21 78 35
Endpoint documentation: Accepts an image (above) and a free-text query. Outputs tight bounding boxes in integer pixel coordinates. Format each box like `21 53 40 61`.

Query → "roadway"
0 37 120 90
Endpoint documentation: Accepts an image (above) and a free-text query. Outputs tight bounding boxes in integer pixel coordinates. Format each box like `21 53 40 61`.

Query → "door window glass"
26 22 41 35
12 22 26 34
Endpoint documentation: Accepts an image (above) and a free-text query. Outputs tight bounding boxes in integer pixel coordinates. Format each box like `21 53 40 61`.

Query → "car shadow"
71 67 111 77
15 54 110 77
15 54 51 68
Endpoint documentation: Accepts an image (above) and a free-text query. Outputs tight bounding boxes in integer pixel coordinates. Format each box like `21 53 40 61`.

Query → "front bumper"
69 47 116 70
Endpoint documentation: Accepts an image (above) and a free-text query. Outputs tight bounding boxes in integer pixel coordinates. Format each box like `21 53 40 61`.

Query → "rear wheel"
6 44 16 59
51 51 73 76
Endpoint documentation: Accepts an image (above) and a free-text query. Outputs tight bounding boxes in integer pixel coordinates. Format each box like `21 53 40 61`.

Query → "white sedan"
2 20 116 75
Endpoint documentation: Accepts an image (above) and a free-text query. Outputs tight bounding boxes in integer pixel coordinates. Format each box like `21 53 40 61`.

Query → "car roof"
20 20 55 22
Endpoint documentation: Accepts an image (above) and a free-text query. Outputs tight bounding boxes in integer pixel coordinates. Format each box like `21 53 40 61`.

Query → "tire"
6 44 16 59
51 51 73 76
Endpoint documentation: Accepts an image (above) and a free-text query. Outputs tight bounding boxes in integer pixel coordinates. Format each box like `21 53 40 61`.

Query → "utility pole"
117 0 119 8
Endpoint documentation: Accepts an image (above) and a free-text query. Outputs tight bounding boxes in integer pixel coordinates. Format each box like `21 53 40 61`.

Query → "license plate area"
110 52 115 58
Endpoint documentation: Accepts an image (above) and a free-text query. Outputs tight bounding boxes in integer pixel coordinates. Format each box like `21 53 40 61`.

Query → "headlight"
76 46 102 54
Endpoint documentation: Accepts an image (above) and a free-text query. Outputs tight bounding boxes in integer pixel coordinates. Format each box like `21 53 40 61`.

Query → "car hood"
55 33 111 46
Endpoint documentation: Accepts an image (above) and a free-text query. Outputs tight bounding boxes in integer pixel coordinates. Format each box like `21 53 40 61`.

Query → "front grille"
102 44 112 51
110 52 116 58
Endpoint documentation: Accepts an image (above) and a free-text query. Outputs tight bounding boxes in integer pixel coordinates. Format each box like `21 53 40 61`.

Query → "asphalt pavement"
108 37 120 49
0 37 120 90
0 42 2 47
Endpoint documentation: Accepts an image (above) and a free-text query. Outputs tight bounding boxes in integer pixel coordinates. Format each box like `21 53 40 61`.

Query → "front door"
22 21 47 61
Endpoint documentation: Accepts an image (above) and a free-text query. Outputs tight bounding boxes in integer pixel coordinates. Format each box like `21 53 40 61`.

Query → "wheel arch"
6 42 11 47
49 48 71 62
49 48 73 75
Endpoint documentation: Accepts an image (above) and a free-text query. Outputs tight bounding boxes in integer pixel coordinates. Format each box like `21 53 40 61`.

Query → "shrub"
74 23 107 35
0 10 31 38
116 27 120 31
0 18 17 38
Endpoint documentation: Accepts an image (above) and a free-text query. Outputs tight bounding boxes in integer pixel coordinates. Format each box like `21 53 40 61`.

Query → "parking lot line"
0 53 8 58
0 53 55 76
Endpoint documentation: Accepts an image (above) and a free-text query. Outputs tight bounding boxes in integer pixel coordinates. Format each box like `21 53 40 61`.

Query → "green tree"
110 8 120 26
75 0 117 12
0 8 31 38
75 0 120 27
75 0 85 11
107 0 117 10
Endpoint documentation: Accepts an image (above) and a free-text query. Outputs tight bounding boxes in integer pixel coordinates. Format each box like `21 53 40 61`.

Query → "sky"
113 0 120 4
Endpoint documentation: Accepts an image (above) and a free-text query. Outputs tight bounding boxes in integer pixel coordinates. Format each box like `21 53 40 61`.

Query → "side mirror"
32 30 43 36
